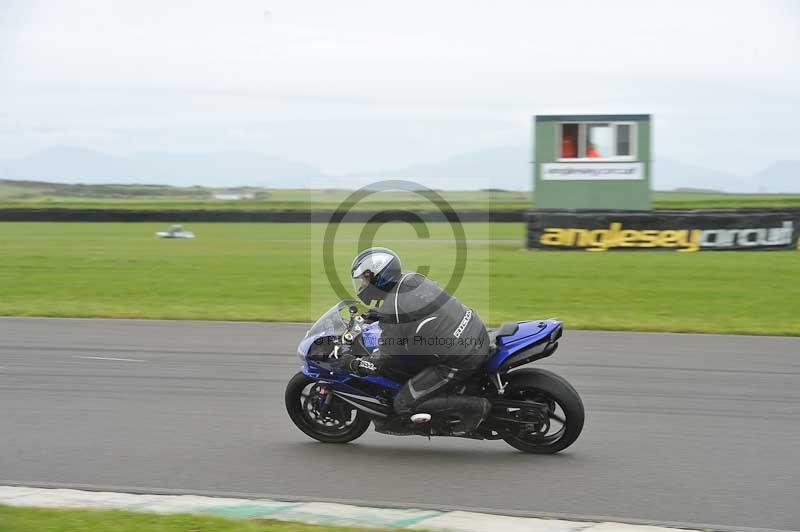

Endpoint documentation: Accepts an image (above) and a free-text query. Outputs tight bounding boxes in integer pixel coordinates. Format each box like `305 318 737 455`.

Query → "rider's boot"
415 395 491 435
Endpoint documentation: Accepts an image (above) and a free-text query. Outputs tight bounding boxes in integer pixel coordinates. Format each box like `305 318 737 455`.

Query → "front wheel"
500 368 584 454
285 372 371 443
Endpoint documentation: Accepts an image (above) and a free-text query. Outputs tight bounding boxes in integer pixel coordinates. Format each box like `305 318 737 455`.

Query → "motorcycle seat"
496 322 520 338
488 322 520 355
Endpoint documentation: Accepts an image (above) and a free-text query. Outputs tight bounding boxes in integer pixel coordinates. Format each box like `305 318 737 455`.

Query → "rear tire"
500 368 584 454
285 372 371 443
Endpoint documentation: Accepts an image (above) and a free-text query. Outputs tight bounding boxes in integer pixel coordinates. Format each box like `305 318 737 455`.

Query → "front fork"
316 383 334 417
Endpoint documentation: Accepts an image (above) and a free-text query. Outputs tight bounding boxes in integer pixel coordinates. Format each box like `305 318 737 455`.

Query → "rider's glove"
337 353 358 373
337 351 385 377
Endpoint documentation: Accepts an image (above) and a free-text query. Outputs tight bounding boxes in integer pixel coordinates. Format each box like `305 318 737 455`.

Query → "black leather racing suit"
346 273 491 431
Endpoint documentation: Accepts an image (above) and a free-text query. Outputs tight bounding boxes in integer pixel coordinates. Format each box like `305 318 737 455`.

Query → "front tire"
285 372 371 443
500 368 584 454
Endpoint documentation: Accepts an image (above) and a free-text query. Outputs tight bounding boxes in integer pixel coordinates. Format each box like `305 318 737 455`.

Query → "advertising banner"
526 209 800 252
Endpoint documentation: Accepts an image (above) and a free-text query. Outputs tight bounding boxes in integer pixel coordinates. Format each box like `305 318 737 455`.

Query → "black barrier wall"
5 208 800 252
526 209 800 251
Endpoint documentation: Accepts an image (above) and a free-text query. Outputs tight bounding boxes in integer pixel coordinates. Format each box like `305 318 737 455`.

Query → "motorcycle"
286 300 584 454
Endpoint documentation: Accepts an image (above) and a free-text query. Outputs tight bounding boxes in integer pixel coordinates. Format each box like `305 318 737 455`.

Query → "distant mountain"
671 187 724 193
651 159 750 192
0 145 795 192
752 161 800 193
350 146 531 190
355 150 764 192
0 146 326 187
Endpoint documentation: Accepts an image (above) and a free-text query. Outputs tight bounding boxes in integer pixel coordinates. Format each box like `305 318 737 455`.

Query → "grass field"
0 222 797 335
0 505 389 532
2 182 800 210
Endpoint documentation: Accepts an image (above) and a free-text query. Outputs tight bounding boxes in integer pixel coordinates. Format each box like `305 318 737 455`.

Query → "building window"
560 123 579 158
558 122 636 160
616 124 631 156
587 123 612 158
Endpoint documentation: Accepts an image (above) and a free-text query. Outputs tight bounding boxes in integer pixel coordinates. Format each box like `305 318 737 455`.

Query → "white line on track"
74 356 146 362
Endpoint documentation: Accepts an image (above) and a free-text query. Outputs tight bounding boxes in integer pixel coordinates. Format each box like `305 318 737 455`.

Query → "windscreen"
307 300 361 338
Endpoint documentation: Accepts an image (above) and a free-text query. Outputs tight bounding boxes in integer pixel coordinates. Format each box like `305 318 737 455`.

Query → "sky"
1 0 799 178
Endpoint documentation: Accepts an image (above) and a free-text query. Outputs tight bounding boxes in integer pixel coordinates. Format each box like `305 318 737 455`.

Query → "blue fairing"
297 336 317 357
298 332 402 396
302 361 401 391
486 319 563 373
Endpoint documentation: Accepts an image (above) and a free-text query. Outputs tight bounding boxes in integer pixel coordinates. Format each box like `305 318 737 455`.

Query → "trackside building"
533 114 651 210
527 114 800 251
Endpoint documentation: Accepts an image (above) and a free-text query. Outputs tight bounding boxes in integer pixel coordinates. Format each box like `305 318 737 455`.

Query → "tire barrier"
526 209 800 251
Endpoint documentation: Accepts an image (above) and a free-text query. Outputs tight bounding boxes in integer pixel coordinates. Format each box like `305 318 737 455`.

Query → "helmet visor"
352 272 370 298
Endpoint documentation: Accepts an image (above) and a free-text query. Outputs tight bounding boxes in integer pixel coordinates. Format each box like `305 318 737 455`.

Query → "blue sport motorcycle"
286 301 584 453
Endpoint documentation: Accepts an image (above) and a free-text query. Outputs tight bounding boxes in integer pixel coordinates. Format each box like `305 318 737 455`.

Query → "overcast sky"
2 0 798 176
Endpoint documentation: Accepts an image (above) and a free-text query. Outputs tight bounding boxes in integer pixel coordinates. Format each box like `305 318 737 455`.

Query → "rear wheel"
500 368 584 454
285 372 371 443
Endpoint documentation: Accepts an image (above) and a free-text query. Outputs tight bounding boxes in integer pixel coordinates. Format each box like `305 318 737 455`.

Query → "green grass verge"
1 185 800 210
0 505 391 532
0 222 797 335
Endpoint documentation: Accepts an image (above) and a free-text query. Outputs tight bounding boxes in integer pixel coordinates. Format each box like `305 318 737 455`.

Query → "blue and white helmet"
351 247 402 304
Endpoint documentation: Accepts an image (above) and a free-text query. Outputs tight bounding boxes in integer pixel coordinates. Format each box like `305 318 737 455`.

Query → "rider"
337 247 492 435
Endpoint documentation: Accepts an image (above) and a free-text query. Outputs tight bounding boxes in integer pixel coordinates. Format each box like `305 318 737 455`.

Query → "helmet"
351 247 402 304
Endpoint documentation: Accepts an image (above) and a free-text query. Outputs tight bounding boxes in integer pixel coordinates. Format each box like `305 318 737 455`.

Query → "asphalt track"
1 318 799 531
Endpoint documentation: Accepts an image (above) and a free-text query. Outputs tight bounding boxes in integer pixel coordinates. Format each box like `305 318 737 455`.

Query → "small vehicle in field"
155 225 195 239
